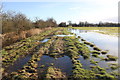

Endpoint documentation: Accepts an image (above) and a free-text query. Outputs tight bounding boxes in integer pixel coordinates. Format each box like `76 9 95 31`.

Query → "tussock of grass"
46 66 66 78
106 55 118 61
78 36 81 38
90 59 99 65
93 46 102 51
92 54 99 58
84 41 95 47
91 50 101 55
81 38 86 41
108 63 119 70
101 50 108 54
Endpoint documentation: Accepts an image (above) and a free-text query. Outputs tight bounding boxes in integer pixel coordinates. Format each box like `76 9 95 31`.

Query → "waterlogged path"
2 28 119 79
37 29 118 75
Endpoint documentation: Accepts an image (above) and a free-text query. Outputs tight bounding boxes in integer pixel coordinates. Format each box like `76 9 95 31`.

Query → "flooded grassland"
1 27 119 80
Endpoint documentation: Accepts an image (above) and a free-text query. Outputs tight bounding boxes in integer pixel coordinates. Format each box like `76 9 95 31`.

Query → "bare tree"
0 1 3 34
0 2 3 13
46 18 57 27
68 20 72 26
2 11 33 33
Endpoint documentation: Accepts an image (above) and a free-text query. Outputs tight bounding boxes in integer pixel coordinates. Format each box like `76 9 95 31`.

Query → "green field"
71 27 119 36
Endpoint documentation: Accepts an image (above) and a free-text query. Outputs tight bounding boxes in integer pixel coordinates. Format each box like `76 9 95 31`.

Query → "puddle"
77 55 111 72
77 55 91 69
6 54 32 73
40 35 74 42
56 35 74 37
41 39 50 43
37 55 73 76
5 44 42 73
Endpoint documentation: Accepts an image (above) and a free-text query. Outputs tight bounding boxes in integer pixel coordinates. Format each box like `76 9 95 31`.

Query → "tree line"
58 21 119 27
2 11 119 34
2 11 57 34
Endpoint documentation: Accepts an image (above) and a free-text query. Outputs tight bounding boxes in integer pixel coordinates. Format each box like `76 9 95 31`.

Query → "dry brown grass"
1 27 52 47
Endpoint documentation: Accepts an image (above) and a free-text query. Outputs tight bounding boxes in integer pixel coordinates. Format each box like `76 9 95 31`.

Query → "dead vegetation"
2 27 52 47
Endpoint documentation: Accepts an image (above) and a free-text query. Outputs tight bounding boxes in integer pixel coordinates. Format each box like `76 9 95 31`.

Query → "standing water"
37 55 73 77
37 29 118 77
70 29 118 57
69 28 118 72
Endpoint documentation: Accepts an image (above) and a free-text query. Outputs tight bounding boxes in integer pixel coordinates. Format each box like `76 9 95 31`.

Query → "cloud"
103 17 118 23
4 0 119 23
69 7 81 10
67 0 118 23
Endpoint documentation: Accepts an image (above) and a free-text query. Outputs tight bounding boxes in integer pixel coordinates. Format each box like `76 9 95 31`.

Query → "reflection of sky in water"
38 29 118 75
38 55 72 75
56 35 74 37
41 39 50 43
70 29 118 57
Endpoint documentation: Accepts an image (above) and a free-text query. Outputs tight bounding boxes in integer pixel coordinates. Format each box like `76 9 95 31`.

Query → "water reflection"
69 28 118 72
56 35 74 37
37 55 73 76
6 55 32 73
70 29 118 57
41 39 50 43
